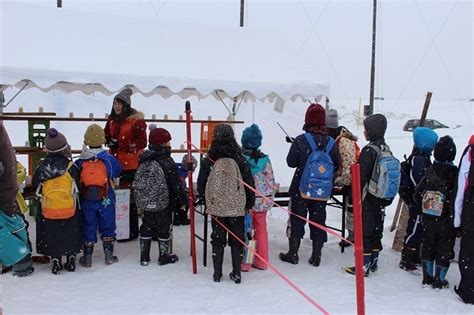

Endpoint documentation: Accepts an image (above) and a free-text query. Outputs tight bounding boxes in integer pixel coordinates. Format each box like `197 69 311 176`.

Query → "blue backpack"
299 133 335 201
0 210 30 267
366 144 401 201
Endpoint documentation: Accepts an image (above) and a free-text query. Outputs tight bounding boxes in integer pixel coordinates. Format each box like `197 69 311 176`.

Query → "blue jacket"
287 133 339 197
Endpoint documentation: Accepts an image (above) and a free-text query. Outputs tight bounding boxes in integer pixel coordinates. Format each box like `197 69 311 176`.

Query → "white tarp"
0 3 329 109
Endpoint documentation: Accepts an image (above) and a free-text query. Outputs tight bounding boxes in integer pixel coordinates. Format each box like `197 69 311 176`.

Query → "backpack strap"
304 133 335 153
304 133 318 152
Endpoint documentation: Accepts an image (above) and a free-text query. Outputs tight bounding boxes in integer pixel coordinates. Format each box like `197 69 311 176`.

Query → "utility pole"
240 0 245 27
367 0 377 116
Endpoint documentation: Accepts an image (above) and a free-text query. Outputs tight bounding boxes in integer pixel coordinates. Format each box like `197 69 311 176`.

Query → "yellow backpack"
36 162 78 220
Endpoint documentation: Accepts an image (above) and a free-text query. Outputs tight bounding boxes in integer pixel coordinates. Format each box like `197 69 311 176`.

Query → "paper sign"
115 189 130 240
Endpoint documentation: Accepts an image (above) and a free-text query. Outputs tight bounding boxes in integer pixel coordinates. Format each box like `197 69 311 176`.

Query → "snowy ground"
1 92 473 314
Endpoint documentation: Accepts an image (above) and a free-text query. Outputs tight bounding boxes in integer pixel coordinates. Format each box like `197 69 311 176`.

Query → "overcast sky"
5 0 473 102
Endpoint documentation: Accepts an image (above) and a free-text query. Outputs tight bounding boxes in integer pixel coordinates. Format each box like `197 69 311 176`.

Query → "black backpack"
398 153 415 204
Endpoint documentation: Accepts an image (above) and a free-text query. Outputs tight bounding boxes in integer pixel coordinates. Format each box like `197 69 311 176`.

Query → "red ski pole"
351 163 365 315
185 101 197 274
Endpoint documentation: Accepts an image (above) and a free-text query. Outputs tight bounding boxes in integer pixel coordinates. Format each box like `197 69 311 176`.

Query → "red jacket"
104 111 147 171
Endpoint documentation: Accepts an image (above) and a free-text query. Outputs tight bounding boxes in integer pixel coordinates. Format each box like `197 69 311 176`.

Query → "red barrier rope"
187 140 353 244
211 215 330 315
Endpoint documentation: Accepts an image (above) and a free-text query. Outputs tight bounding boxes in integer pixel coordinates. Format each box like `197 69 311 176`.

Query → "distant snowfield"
1 91 473 314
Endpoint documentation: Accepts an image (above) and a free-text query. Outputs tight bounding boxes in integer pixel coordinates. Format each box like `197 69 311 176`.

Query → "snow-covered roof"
0 3 329 109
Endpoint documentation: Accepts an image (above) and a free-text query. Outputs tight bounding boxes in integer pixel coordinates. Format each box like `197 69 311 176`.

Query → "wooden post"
419 91 432 127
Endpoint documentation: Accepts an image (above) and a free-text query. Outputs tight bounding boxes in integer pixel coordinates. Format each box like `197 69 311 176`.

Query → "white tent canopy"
0 3 329 111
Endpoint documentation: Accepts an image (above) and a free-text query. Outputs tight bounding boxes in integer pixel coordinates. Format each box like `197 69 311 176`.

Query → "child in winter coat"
134 125 186 266
326 108 360 248
75 124 122 267
197 124 256 283
280 104 339 267
453 135 474 304
343 114 395 276
414 136 457 289
240 124 276 271
172 154 197 226
0 122 34 277
33 128 82 275
399 127 438 273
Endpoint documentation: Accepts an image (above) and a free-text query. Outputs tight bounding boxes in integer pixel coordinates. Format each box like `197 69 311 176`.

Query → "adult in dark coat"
279 104 339 267
0 121 34 277
197 124 255 283
33 128 81 274
453 135 474 304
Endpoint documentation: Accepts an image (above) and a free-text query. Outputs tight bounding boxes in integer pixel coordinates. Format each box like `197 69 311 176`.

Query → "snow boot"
12 254 34 277
79 244 94 268
229 246 243 284
64 255 76 272
279 238 300 264
308 239 324 267
103 240 119 265
370 250 380 272
343 253 371 277
212 245 224 282
339 230 354 248
432 264 449 290
399 247 420 275
52 257 62 275
140 237 152 266
158 239 179 265
422 260 434 287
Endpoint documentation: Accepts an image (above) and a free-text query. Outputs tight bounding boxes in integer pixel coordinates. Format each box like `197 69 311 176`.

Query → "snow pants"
421 216 455 267
140 210 173 240
457 230 474 304
403 203 422 249
242 211 268 270
362 201 385 254
81 197 116 243
289 196 327 242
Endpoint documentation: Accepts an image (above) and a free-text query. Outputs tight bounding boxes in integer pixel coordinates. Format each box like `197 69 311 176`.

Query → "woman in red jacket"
104 88 147 241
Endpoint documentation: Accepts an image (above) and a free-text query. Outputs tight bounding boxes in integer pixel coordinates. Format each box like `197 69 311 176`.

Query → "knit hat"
413 127 438 153
45 128 71 158
114 88 133 106
213 124 234 141
304 103 326 126
84 124 106 148
241 124 263 149
469 134 474 145
182 154 198 172
149 124 171 146
363 114 387 141
434 135 456 162
326 109 339 129
0 123 18 214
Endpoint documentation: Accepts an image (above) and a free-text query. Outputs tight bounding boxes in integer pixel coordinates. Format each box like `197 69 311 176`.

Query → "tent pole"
0 89 4 115
185 101 198 274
